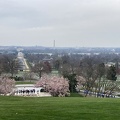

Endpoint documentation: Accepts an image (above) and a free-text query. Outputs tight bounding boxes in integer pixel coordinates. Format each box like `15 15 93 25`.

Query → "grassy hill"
0 96 120 120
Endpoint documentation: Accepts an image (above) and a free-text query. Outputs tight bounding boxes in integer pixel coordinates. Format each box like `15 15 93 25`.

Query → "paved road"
17 52 30 71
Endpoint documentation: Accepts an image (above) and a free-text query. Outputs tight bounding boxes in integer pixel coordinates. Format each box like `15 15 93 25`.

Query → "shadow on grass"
69 93 84 97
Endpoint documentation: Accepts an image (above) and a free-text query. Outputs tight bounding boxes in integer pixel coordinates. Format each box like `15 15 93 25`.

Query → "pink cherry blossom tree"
0 77 15 95
35 75 70 97
76 76 86 92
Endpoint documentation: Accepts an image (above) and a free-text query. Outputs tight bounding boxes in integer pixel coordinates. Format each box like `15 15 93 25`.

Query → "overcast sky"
0 0 120 47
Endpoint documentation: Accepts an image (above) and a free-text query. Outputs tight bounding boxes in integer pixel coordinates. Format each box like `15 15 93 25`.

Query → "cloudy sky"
0 0 120 47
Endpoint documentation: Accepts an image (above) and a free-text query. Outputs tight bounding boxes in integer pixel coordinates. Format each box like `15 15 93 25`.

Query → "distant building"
17 48 24 52
17 52 24 58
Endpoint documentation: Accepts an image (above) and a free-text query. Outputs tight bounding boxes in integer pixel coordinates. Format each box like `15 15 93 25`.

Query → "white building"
17 52 24 58
14 84 51 97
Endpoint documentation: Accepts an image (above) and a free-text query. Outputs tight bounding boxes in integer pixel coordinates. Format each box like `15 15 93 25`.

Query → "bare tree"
0 54 18 76
32 61 51 78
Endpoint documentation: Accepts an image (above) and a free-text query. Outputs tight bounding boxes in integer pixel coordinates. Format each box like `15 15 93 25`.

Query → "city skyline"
0 0 120 47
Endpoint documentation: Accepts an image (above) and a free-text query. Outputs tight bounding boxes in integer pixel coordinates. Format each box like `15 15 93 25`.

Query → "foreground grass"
0 96 120 120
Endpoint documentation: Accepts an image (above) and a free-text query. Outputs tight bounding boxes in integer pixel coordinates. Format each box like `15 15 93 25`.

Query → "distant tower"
53 40 55 49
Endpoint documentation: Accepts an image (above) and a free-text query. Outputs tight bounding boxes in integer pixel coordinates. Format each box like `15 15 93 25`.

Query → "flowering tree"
35 75 70 97
0 77 15 95
76 76 86 92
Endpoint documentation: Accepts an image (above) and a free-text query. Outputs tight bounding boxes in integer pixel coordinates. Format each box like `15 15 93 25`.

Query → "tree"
76 63 119 97
32 62 51 78
64 73 77 93
54 59 61 70
23 72 35 81
96 63 106 95
0 77 15 95
2 54 18 76
78 57 99 96
0 55 4 75
76 75 86 92
8 59 18 77
35 75 70 97
115 61 119 74
107 65 117 81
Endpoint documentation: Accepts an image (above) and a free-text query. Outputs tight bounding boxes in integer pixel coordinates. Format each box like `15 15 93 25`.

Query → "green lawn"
0 96 120 120
15 81 35 84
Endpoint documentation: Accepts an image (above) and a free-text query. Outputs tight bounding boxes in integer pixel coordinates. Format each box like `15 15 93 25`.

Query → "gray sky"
0 0 120 47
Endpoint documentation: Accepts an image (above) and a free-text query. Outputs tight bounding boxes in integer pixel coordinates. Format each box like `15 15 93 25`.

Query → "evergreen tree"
107 65 117 81
64 73 77 93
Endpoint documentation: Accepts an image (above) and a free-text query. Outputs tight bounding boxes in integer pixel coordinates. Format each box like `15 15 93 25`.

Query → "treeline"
0 51 120 96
